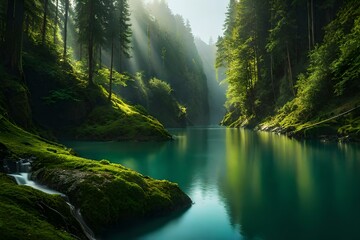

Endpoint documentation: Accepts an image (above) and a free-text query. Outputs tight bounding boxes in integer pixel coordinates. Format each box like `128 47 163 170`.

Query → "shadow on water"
102 207 190 239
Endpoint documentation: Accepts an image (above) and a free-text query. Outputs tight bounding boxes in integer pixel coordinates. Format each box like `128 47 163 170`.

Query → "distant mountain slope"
195 38 227 124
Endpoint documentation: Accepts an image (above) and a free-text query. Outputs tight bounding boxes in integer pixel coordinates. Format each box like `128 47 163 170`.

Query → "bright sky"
147 0 229 43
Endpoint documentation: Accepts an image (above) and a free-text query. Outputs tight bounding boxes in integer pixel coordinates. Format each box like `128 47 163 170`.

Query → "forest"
218 0 360 140
0 0 359 239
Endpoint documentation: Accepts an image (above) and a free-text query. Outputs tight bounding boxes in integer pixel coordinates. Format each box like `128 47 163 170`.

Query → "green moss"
0 113 191 234
75 86 172 141
0 174 83 240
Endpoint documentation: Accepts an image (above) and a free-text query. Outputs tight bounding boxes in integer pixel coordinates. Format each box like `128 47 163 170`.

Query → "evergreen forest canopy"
217 0 360 139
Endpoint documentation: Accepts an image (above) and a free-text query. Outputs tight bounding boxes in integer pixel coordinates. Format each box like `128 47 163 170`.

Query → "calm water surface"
65 128 360 240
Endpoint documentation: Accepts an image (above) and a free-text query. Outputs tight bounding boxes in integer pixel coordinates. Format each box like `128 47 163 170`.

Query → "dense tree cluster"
0 0 209 126
217 0 358 127
0 0 132 98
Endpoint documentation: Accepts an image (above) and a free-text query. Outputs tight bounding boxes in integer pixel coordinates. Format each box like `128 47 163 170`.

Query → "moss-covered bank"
0 114 192 237
0 174 86 239
258 96 360 142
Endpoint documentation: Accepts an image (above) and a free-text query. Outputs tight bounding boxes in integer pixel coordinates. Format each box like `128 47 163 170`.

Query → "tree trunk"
88 41 94 85
311 0 315 46
88 0 94 85
25 14 29 38
63 0 69 60
109 39 114 101
79 43 82 61
4 0 25 77
99 47 102 69
286 43 295 96
307 0 312 50
270 54 276 103
118 45 123 74
54 0 58 44
147 23 151 76
41 0 48 45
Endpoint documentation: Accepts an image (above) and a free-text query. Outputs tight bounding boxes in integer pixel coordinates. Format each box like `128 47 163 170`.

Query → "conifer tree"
75 0 107 85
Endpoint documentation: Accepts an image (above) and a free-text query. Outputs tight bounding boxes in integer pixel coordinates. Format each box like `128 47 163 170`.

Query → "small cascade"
8 172 66 195
67 203 97 240
7 159 96 240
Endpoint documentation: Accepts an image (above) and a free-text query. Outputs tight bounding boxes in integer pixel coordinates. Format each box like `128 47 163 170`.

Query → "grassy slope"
0 115 191 235
20 43 171 141
75 86 171 141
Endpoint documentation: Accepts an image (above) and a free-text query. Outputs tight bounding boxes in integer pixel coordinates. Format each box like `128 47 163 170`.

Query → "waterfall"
7 160 96 240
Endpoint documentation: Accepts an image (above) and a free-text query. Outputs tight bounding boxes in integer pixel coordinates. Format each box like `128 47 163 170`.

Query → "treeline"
217 0 359 128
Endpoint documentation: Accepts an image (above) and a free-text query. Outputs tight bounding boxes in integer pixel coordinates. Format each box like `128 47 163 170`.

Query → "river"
65 127 360 240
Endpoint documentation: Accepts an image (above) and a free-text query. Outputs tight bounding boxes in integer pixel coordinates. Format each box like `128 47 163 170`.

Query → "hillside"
0 0 193 238
218 0 360 141
195 38 227 124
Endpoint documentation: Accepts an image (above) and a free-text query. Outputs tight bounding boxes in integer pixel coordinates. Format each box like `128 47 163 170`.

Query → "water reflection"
220 129 360 240
65 128 360 240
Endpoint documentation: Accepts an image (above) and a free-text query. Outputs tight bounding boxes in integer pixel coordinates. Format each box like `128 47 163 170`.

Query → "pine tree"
4 0 25 77
41 0 49 45
105 0 131 100
75 0 107 85
63 0 69 60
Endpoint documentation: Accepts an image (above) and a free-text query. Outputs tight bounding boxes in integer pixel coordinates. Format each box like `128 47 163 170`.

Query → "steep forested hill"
117 0 210 126
0 0 192 238
217 0 360 141
195 38 227 124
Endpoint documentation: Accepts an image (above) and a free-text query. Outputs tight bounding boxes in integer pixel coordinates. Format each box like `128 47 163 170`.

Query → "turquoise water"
65 128 360 240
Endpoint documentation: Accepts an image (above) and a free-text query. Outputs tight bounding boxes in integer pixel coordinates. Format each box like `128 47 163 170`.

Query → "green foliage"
75 86 171 141
219 0 359 138
94 68 128 86
331 12 360 96
43 88 80 104
149 78 173 95
267 1 360 135
116 73 187 127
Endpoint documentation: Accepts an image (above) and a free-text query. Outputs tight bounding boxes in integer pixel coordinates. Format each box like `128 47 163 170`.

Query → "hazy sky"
146 0 229 43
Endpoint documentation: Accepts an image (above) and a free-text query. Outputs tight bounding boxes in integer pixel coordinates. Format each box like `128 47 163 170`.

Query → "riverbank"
0 114 192 239
256 104 360 143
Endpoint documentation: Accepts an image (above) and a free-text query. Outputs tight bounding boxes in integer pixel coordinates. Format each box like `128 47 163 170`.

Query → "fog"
144 0 228 42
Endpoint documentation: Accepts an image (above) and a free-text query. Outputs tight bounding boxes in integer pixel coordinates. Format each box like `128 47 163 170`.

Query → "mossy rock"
0 113 191 235
31 164 192 233
0 174 86 240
